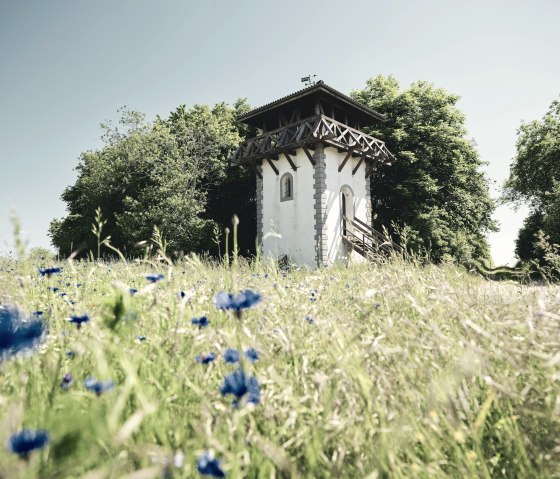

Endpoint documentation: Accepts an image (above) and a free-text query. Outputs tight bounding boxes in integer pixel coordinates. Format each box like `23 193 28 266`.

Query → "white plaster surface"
261 150 316 265
261 146 369 267
323 147 368 263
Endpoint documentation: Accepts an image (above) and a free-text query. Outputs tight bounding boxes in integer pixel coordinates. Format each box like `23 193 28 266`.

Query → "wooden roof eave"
238 83 386 127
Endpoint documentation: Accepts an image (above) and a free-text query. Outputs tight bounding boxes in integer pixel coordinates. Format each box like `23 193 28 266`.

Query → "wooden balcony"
230 114 395 166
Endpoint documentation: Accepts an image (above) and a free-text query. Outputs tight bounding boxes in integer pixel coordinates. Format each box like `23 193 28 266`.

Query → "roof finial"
301 75 317 87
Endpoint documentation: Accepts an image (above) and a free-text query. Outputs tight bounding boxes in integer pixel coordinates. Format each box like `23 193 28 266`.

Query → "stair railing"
342 215 403 257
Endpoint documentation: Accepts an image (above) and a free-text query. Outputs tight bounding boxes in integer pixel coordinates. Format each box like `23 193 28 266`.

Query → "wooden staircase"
341 215 403 258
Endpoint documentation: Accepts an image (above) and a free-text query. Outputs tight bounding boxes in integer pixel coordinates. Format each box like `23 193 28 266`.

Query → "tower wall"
260 145 371 267
324 147 369 263
261 150 316 265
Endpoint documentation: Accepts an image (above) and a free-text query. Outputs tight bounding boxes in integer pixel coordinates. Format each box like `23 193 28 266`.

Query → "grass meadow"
0 251 559 478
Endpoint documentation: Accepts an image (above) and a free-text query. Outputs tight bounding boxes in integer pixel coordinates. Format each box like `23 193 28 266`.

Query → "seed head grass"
0 254 558 478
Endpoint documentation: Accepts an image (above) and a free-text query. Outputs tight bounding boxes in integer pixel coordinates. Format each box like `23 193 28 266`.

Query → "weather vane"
301 75 317 87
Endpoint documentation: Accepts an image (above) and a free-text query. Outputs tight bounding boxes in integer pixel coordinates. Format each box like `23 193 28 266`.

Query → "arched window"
280 173 293 201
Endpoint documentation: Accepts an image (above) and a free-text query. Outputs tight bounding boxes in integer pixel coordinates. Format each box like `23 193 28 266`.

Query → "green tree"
351 76 497 263
167 99 257 255
49 102 252 258
515 211 545 262
503 98 560 262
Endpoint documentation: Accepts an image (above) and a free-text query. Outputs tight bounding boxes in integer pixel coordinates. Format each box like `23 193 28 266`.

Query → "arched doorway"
341 185 354 236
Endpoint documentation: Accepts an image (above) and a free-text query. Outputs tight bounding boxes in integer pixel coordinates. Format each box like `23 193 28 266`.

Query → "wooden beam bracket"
266 157 279 176
302 146 315 166
338 147 355 172
352 156 365 176
283 151 298 171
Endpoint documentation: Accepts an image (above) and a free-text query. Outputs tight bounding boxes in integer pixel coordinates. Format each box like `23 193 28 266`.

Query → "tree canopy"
351 76 497 263
49 102 254 258
503 98 560 262
52 76 499 264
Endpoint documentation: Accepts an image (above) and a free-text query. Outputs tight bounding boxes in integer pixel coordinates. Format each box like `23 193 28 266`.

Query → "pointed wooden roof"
238 81 386 128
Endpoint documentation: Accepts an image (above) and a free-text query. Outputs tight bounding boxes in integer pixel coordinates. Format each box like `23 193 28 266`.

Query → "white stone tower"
230 82 394 267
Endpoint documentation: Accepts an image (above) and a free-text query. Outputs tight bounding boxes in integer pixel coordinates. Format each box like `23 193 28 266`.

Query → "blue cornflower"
38 267 62 277
48 287 59 293
0 306 44 361
244 347 259 363
129 288 138 295
60 373 73 390
32 311 43 317
309 289 317 301
195 352 216 364
220 367 260 406
68 314 90 329
146 273 164 283
305 315 315 324
84 376 114 395
214 289 261 317
7 429 49 458
196 451 225 478
66 350 75 358
192 316 209 328
223 348 240 364
136 335 147 342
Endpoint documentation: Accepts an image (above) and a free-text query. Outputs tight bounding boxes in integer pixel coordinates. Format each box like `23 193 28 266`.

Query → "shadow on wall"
324 188 365 263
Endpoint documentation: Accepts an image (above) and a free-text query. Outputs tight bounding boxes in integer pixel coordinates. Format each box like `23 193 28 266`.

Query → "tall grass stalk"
91 207 108 261
232 215 239 270
224 227 230 269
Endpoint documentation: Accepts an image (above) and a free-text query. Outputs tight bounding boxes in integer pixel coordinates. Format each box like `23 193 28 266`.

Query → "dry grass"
0 253 559 478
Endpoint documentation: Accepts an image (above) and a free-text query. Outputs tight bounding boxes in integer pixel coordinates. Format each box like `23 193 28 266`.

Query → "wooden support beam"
314 99 321 115
302 146 315 166
338 148 355 172
289 106 301 123
266 158 279 175
295 123 307 142
247 163 262 179
352 156 365 176
283 151 297 171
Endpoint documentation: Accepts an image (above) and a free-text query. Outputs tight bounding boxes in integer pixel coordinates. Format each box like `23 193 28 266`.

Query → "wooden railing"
342 215 403 258
230 114 395 165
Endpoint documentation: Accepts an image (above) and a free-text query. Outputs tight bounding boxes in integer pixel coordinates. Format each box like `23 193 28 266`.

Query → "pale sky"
1 0 558 264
